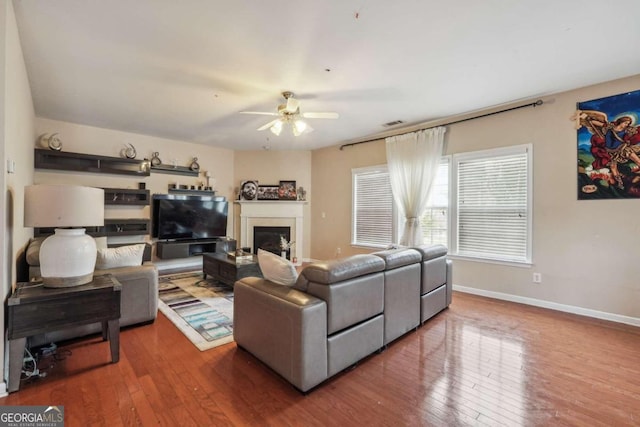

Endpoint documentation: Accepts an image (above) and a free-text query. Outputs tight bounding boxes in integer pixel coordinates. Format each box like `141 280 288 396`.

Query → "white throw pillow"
257 248 298 286
96 244 145 270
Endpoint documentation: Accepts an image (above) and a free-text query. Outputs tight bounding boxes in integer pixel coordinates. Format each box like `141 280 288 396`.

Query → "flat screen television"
152 194 228 240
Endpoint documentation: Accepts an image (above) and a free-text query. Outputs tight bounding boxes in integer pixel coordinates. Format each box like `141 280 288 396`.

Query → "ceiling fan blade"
240 111 279 116
302 112 339 119
257 119 280 131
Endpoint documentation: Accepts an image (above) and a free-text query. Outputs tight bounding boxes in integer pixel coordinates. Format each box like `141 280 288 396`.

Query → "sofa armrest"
234 277 328 392
94 264 159 325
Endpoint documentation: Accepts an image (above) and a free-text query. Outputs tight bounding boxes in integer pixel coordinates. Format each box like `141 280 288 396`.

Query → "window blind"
352 167 393 247
456 150 529 262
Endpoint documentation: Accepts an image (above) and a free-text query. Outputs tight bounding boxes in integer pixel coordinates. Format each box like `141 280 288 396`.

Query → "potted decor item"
280 236 294 259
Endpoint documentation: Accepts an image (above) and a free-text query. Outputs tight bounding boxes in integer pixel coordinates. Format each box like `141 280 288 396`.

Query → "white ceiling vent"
382 120 404 127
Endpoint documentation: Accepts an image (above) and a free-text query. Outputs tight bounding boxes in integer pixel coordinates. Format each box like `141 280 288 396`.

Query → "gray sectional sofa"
233 244 451 392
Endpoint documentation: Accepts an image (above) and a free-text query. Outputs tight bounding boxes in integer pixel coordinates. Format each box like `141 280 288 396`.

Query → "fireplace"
237 200 305 266
254 226 291 259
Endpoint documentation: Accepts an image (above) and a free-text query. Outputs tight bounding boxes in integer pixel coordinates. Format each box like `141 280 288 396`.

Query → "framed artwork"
576 89 640 199
278 180 297 200
257 185 279 200
240 180 258 200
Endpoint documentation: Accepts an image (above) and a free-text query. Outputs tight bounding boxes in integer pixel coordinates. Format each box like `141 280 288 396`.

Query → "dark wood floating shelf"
35 149 150 176
150 164 199 177
103 188 150 206
103 219 151 236
35 219 151 238
168 188 216 196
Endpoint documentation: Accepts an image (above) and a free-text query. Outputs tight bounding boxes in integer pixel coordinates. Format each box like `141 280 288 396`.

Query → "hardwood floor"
2 291 640 426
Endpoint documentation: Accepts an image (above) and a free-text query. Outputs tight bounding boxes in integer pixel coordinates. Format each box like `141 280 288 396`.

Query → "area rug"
157 272 235 351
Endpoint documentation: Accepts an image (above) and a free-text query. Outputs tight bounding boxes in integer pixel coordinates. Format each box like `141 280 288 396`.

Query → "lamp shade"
24 185 104 288
25 185 104 227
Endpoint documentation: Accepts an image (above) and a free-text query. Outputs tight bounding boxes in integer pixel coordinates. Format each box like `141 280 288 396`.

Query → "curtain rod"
339 99 544 150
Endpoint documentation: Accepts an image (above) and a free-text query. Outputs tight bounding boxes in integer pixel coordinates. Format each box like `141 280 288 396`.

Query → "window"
351 144 531 264
352 166 394 247
452 145 531 263
352 161 448 248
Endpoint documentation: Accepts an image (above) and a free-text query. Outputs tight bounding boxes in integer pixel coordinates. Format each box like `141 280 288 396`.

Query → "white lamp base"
40 228 97 288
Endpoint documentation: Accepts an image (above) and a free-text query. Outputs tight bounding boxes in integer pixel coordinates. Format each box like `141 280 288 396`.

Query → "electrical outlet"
533 272 542 283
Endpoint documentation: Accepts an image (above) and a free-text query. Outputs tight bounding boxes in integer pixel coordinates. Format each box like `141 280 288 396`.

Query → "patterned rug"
157 272 235 351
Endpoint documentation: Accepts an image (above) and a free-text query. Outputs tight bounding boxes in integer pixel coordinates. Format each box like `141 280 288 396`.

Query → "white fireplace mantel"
236 201 306 265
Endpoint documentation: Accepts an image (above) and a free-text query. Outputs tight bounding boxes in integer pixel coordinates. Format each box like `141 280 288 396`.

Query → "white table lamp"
24 185 105 288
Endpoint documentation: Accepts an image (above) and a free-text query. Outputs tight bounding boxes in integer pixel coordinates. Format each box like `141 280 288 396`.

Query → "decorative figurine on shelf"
48 133 63 151
150 152 161 166
38 133 63 151
190 156 200 171
297 186 307 201
122 143 137 159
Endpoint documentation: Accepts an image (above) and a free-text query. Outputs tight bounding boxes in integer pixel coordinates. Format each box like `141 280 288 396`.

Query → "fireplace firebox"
253 226 291 259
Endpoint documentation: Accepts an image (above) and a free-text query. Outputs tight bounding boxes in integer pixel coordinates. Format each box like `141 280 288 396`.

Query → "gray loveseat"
24 238 159 347
233 245 451 392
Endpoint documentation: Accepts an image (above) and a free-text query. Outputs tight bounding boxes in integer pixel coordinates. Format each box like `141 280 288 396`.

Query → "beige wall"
234 150 311 259
1 0 36 393
311 142 387 260
311 74 640 322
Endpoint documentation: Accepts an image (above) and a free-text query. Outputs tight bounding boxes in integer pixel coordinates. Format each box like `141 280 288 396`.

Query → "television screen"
152 195 228 240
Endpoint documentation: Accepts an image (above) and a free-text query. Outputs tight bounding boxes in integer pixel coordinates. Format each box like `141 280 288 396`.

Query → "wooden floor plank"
3 291 640 426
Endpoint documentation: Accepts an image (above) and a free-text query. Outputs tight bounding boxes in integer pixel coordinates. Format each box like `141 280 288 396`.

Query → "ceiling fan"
241 91 339 136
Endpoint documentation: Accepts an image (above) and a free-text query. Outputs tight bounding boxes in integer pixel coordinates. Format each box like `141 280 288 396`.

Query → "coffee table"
203 252 263 287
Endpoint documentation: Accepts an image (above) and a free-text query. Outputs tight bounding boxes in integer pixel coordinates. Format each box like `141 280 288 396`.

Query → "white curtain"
385 127 446 246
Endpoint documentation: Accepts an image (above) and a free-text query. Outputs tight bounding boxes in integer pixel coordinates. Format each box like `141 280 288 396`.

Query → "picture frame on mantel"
257 185 279 200
240 180 258 200
278 180 297 200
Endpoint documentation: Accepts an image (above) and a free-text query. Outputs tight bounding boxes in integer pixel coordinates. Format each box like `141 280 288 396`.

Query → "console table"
7 275 122 392
203 252 262 287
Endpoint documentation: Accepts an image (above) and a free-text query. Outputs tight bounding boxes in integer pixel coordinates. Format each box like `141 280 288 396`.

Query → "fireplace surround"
237 201 305 265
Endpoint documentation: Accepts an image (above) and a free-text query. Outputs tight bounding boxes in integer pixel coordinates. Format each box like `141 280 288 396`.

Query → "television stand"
156 238 236 260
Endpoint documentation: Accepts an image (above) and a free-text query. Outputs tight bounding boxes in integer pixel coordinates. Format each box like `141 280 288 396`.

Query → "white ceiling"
13 0 640 151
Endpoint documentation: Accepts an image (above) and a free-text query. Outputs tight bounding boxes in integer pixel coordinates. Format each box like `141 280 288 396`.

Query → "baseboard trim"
0 381 7 397
453 285 640 328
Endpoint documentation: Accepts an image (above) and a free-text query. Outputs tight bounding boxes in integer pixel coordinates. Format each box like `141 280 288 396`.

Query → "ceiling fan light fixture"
270 119 283 136
293 119 307 135
248 91 336 137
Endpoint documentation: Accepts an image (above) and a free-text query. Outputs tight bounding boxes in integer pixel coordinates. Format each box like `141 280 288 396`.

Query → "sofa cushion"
373 248 421 270
295 254 385 291
413 244 448 261
26 237 46 266
96 244 145 269
257 249 298 286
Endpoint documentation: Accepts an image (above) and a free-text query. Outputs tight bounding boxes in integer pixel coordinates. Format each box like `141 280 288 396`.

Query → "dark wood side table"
203 252 262 287
7 274 122 393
